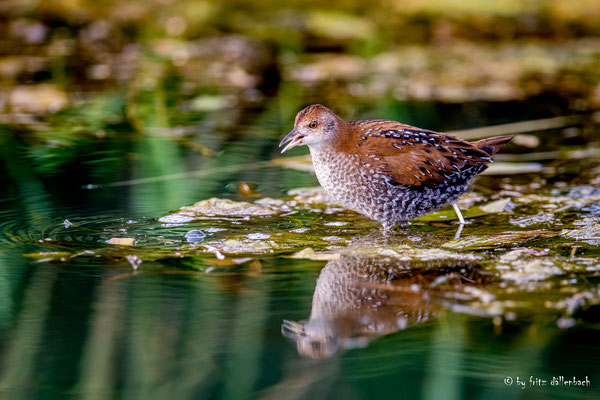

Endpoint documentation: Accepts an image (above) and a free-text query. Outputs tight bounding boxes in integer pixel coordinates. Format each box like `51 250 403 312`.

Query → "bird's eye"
309 121 318 129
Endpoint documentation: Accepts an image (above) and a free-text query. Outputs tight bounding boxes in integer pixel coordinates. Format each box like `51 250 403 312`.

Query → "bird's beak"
279 128 305 153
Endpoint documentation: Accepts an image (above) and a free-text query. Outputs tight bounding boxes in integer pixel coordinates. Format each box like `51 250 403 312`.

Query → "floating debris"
203 245 226 260
560 224 600 241
290 227 310 233
107 238 136 246
246 233 271 239
22 251 72 262
63 219 72 229
238 182 260 197
203 239 284 255
204 227 227 233
321 236 345 242
126 255 142 270
290 248 341 261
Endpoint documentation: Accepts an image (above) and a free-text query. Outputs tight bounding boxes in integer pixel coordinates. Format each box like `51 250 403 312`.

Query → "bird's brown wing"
350 120 504 186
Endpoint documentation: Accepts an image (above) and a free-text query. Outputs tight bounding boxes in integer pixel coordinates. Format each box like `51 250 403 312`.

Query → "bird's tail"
475 135 514 155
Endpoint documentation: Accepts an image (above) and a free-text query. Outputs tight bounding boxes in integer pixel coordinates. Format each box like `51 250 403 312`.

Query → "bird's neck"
308 141 348 165
309 120 355 156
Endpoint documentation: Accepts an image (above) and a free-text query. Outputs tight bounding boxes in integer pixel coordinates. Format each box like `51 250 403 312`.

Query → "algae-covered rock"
22 251 73 261
560 224 600 241
498 258 566 283
510 212 557 227
344 244 484 263
201 238 289 255
516 193 600 207
498 248 549 262
159 198 280 223
291 248 341 261
287 187 337 206
443 230 556 250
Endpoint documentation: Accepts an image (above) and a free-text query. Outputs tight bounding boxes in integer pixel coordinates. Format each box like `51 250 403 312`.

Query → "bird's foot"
451 202 471 225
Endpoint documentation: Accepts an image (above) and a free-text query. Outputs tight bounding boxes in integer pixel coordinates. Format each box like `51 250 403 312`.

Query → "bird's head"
279 104 342 153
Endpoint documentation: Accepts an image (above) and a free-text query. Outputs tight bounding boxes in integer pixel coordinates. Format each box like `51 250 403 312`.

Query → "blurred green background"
3 0 600 186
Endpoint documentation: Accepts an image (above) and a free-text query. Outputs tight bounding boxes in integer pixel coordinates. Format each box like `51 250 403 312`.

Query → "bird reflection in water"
282 250 489 359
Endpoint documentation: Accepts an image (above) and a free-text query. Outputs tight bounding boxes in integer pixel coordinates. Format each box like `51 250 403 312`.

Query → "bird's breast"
309 148 394 210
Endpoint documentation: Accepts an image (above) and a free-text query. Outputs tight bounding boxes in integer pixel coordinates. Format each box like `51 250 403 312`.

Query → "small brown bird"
280 104 512 229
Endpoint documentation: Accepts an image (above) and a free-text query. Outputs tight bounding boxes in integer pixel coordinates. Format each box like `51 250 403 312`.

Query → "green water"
1 95 599 399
